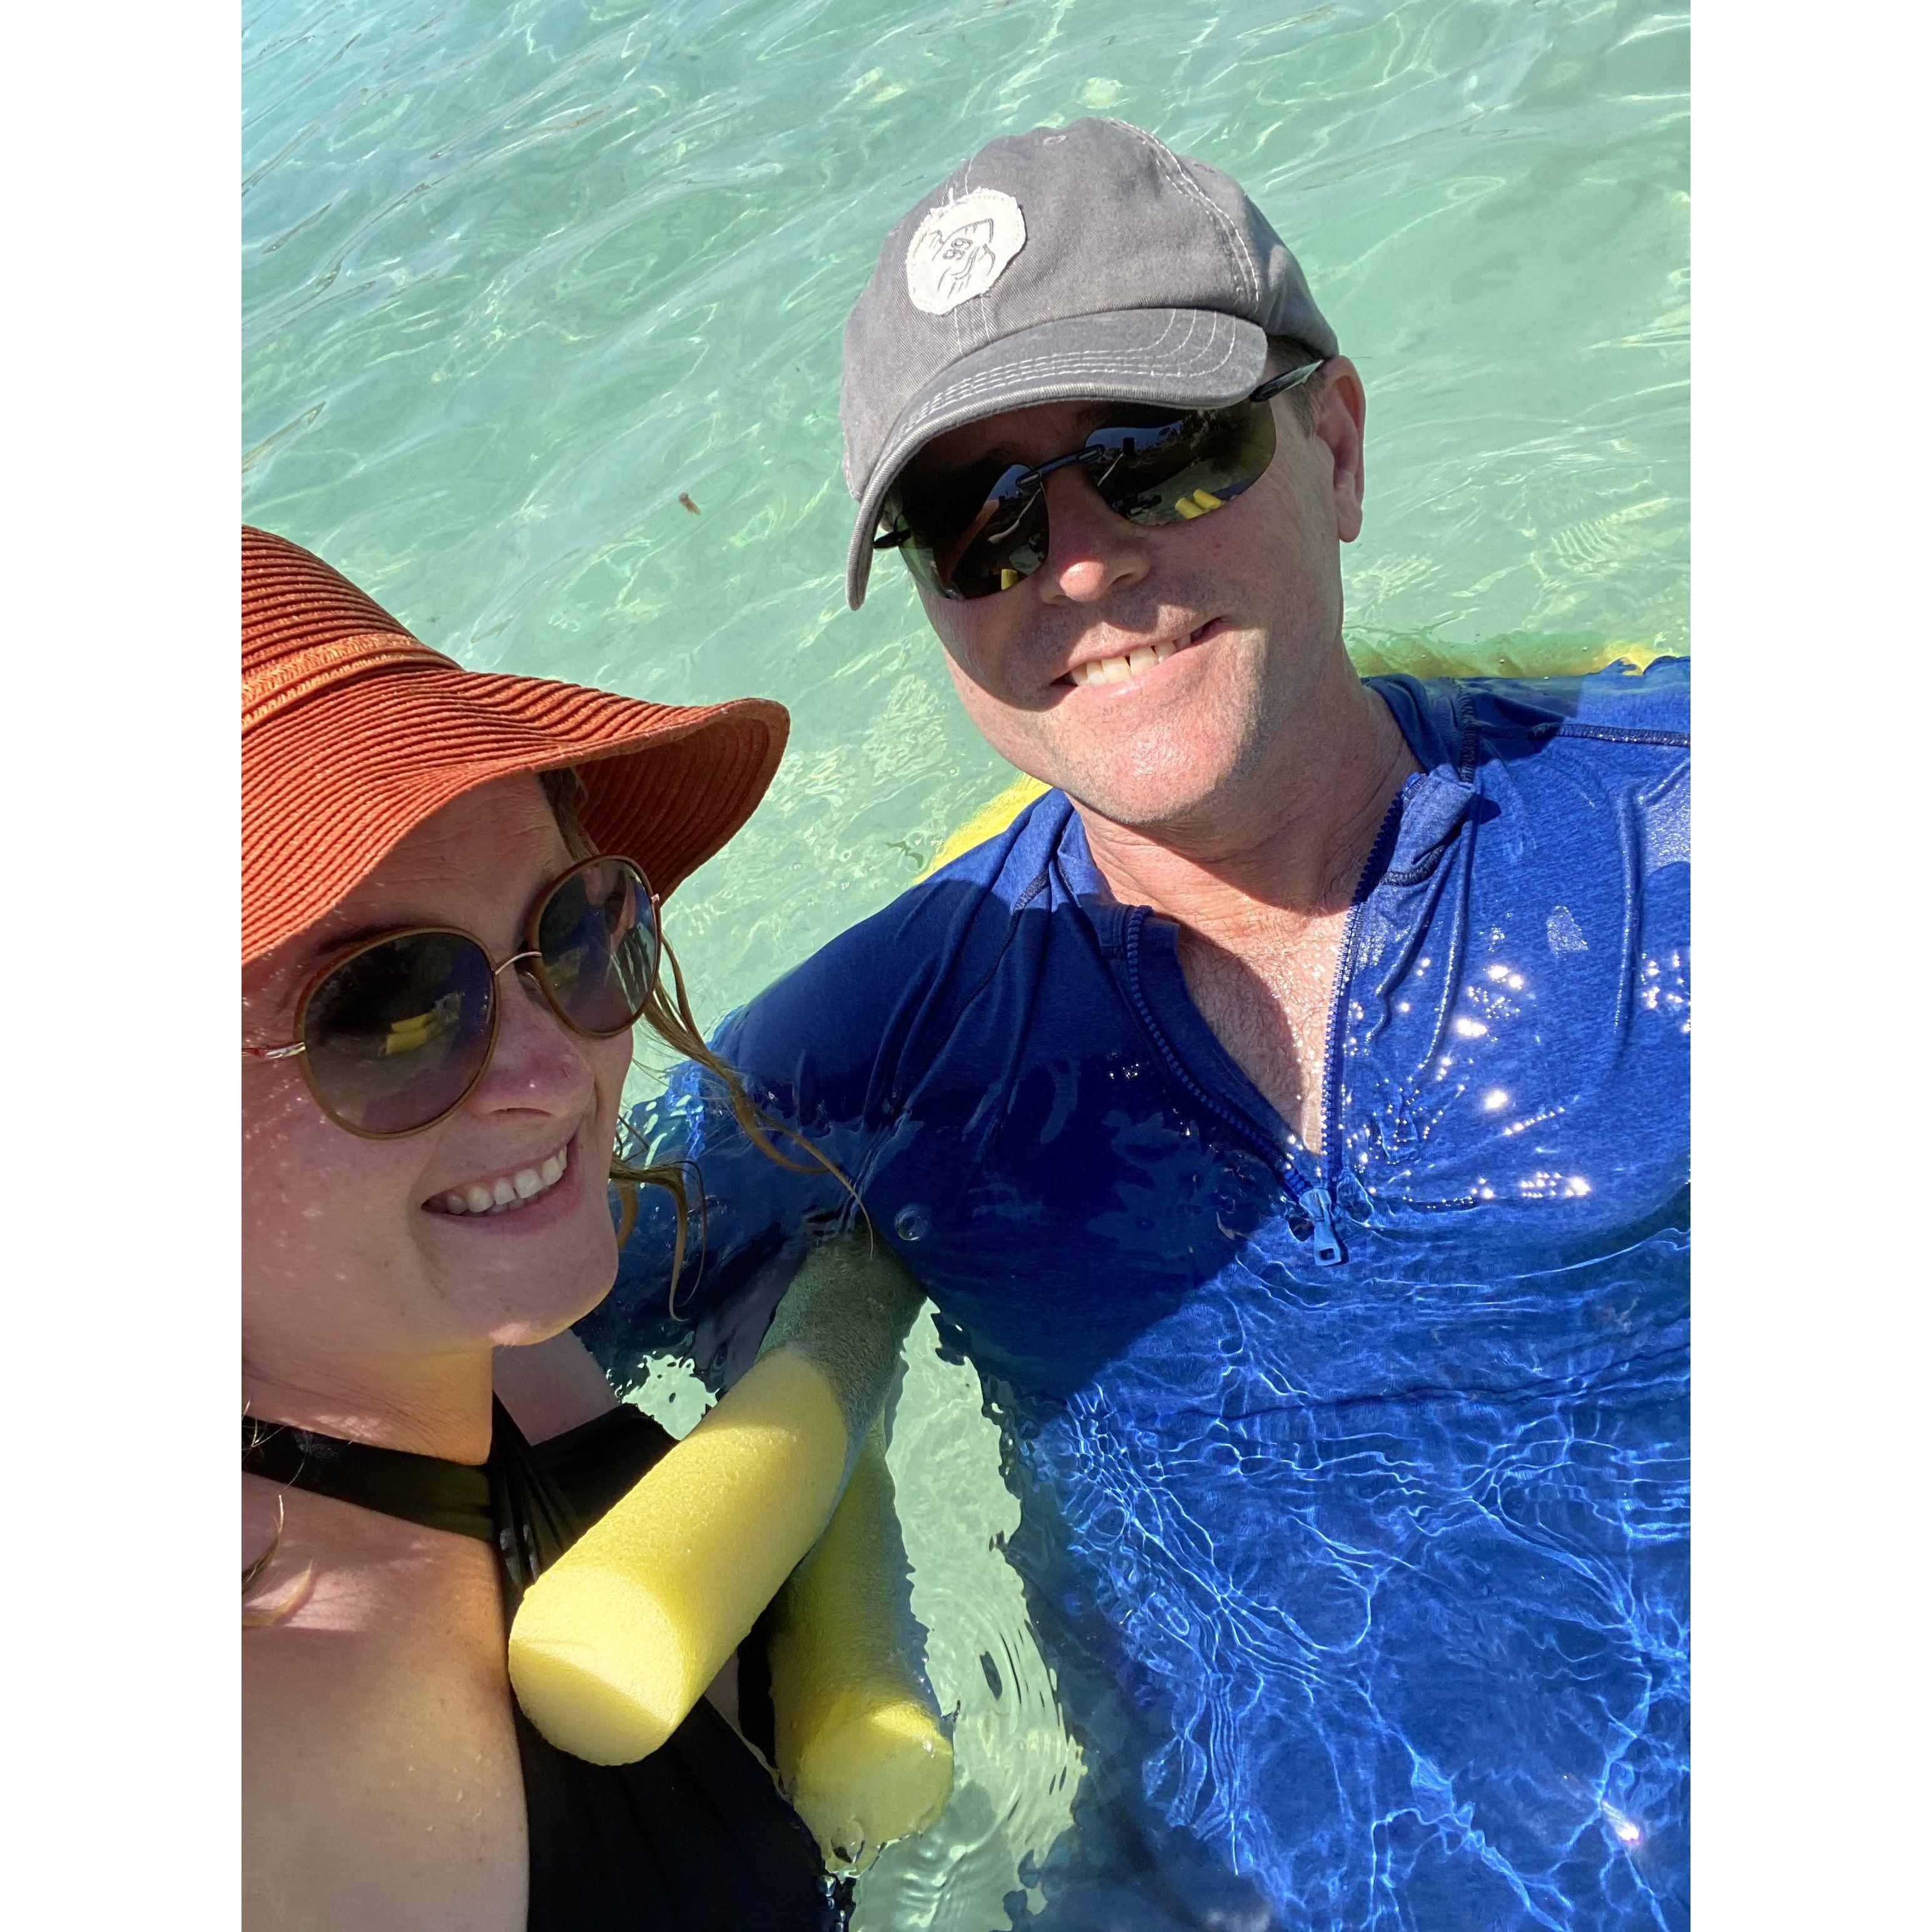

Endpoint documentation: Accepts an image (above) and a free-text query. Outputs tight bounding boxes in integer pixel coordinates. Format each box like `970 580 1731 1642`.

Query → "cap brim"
243 666 786 964
845 307 1268 608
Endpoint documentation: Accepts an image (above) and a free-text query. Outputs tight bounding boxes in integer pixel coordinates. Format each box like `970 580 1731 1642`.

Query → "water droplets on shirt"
1547 906 1589 953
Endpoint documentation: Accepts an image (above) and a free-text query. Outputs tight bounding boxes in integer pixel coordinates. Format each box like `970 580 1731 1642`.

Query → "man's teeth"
432 1147 569 1217
1069 639 1179 686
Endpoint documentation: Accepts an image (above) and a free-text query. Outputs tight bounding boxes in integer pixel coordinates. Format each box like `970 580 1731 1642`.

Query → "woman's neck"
243 1345 496 1464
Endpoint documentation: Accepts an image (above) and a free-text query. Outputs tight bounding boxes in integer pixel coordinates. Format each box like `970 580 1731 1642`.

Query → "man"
594 118 1688 1930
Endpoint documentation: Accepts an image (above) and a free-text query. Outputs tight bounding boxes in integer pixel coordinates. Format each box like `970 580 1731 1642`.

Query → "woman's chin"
439 1218 620 1349
416 1126 623 1337
479 1270 616 1351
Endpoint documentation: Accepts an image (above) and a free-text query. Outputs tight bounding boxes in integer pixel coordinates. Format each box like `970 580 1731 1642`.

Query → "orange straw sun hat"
242 526 788 966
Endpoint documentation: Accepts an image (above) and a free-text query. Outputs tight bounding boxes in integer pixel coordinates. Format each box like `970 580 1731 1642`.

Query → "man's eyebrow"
1013 402 1147 459
920 404 1124 478
907 441 1012 482
1067 400 1121 433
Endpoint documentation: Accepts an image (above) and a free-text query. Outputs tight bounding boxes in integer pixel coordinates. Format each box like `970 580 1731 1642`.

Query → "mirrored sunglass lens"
302 933 494 1134
948 484 1048 599
537 860 658 1034
1102 399 1276 527
893 457 1050 601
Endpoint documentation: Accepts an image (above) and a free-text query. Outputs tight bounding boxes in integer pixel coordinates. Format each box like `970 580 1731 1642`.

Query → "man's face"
906 357 1366 835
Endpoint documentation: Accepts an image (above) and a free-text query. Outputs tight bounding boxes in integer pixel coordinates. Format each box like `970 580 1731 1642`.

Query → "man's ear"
1313 355 1367 543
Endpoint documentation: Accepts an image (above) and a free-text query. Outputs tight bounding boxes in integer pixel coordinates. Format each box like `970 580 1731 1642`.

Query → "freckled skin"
242 775 633 1456
242 775 635 1932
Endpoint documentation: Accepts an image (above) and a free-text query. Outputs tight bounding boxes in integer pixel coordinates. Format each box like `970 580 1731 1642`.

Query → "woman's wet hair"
539 768 855 1311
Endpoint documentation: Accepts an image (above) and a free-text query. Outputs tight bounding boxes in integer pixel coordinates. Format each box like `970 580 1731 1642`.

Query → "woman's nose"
470 967 597 1118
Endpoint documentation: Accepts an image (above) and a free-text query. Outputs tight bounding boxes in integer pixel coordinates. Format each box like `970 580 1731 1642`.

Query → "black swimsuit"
243 1401 845 1932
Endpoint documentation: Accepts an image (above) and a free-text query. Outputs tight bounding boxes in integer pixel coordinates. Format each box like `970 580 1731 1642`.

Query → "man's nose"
1038 464 1150 604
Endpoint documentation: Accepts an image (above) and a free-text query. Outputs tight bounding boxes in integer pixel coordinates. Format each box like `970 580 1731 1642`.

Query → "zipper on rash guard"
1117 903 1333 1235
1114 777 1415 1268
1301 1179 1345 1266
1306 781 1415 1260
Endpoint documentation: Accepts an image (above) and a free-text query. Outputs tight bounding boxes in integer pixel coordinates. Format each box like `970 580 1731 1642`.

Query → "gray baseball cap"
839 116 1337 608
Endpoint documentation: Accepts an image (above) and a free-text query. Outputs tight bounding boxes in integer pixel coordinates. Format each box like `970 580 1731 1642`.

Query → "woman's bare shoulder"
242 1480 527 1932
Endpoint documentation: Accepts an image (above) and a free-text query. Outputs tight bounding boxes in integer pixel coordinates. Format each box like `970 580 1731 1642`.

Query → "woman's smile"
419 1124 592 1232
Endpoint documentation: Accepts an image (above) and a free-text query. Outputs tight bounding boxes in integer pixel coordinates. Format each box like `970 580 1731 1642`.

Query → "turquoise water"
242 3 1688 1924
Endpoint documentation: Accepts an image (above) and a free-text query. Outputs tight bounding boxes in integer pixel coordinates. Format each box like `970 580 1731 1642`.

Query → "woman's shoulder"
242 1478 526 1931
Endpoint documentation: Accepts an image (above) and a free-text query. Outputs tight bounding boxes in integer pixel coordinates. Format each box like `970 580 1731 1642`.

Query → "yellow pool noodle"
768 1421 955 1871
508 1237 925 1765
508 1346 848 1763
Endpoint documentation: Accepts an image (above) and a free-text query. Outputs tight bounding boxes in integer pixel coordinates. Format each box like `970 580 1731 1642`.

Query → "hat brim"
845 306 1268 608
243 663 786 965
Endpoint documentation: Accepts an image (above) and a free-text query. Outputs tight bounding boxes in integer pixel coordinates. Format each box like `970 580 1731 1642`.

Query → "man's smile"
1056 616 1229 691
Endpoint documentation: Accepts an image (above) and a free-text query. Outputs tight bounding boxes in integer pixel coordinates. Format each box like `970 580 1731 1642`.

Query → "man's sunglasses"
243 854 659 1138
874 360 1326 602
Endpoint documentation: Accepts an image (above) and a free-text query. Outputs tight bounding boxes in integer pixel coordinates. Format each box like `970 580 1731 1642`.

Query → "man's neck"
243 1344 497 1465
1076 668 1420 948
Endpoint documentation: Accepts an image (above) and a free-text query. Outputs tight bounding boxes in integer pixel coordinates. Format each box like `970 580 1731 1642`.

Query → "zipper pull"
1303 1184 1345 1267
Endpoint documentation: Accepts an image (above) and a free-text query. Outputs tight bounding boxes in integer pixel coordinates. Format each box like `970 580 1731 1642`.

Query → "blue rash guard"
586 662 1689 1932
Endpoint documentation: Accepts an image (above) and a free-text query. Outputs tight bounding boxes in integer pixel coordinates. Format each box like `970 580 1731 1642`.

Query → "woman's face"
242 776 635 1375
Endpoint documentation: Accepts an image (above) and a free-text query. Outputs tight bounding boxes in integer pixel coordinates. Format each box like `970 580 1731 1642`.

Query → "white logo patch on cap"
905 188 1026 316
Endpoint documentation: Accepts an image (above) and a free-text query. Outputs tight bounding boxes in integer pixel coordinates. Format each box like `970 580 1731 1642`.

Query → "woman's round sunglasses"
873 360 1326 602
243 854 659 1139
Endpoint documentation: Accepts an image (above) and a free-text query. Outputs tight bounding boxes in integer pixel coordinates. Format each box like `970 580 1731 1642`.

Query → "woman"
240 527 838 1931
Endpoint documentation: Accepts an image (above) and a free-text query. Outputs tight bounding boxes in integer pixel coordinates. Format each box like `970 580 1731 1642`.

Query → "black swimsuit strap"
242 1399 841 1929
242 1410 496 1544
